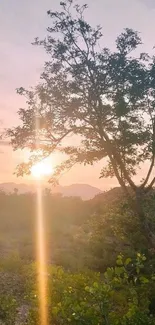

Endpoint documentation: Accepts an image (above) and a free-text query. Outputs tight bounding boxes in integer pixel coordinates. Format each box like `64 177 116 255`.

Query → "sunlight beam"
35 110 48 325
36 181 48 325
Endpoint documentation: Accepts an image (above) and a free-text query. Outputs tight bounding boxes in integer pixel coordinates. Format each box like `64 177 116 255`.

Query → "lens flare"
36 181 48 325
34 111 49 325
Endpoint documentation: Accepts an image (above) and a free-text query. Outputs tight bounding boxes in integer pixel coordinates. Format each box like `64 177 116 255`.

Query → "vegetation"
0 247 155 324
1 189 155 270
26 253 155 325
0 189 155 324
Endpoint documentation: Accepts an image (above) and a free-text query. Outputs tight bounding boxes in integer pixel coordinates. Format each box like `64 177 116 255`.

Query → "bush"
26 254 155 325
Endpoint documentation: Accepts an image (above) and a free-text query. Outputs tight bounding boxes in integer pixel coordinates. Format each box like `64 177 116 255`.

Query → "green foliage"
0 295 17 325
0 235 155 325
26 254 155 325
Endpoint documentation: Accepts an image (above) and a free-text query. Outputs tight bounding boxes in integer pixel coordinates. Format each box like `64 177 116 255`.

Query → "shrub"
27 254 155 325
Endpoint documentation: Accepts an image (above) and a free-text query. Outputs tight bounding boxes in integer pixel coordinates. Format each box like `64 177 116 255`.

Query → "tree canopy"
8 0 155 195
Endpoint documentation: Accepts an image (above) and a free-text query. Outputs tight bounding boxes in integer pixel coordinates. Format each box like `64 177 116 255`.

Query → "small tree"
13 187 18 195
8 1 155 246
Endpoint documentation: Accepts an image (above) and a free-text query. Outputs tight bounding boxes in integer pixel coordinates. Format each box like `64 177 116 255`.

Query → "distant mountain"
0 182 102 200
54 184 103 200
0 183 34 194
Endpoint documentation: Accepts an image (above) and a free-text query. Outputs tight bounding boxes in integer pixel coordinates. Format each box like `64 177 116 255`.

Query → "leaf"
116 256 123 266
139 276 149 284
93 282 99 289
125 258 132 266
115 266 125 276
52 306 59 316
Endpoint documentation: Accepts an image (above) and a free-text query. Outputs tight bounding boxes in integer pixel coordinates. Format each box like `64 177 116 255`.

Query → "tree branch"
108 152 132 198
146 177 155 193
141 156 155 188
100 127 136 190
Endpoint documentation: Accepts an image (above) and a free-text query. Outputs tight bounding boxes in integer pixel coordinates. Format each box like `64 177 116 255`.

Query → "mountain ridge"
0 182 103 200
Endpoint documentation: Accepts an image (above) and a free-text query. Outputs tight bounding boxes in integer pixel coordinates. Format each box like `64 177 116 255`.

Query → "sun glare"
31 159 53 179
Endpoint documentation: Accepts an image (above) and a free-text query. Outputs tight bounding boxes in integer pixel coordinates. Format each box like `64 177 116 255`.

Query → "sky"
0 0 155 190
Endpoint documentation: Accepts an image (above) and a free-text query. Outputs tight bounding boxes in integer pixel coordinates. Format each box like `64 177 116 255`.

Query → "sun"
31 159 53 179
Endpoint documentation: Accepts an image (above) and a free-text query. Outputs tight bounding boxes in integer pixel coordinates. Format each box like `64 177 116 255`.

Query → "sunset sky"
0 0 155 189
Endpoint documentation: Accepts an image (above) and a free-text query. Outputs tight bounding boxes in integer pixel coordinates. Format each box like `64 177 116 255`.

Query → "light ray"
35 110 48 325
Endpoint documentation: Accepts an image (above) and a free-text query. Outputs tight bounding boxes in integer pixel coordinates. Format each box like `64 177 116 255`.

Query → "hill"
0 182 102 200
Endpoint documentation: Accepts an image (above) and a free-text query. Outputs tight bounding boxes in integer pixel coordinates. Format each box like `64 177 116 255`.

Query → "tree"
8 0 155 246
13 188 18 195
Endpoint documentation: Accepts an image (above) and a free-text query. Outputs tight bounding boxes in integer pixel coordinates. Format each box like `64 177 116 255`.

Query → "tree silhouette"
8 0 155 245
